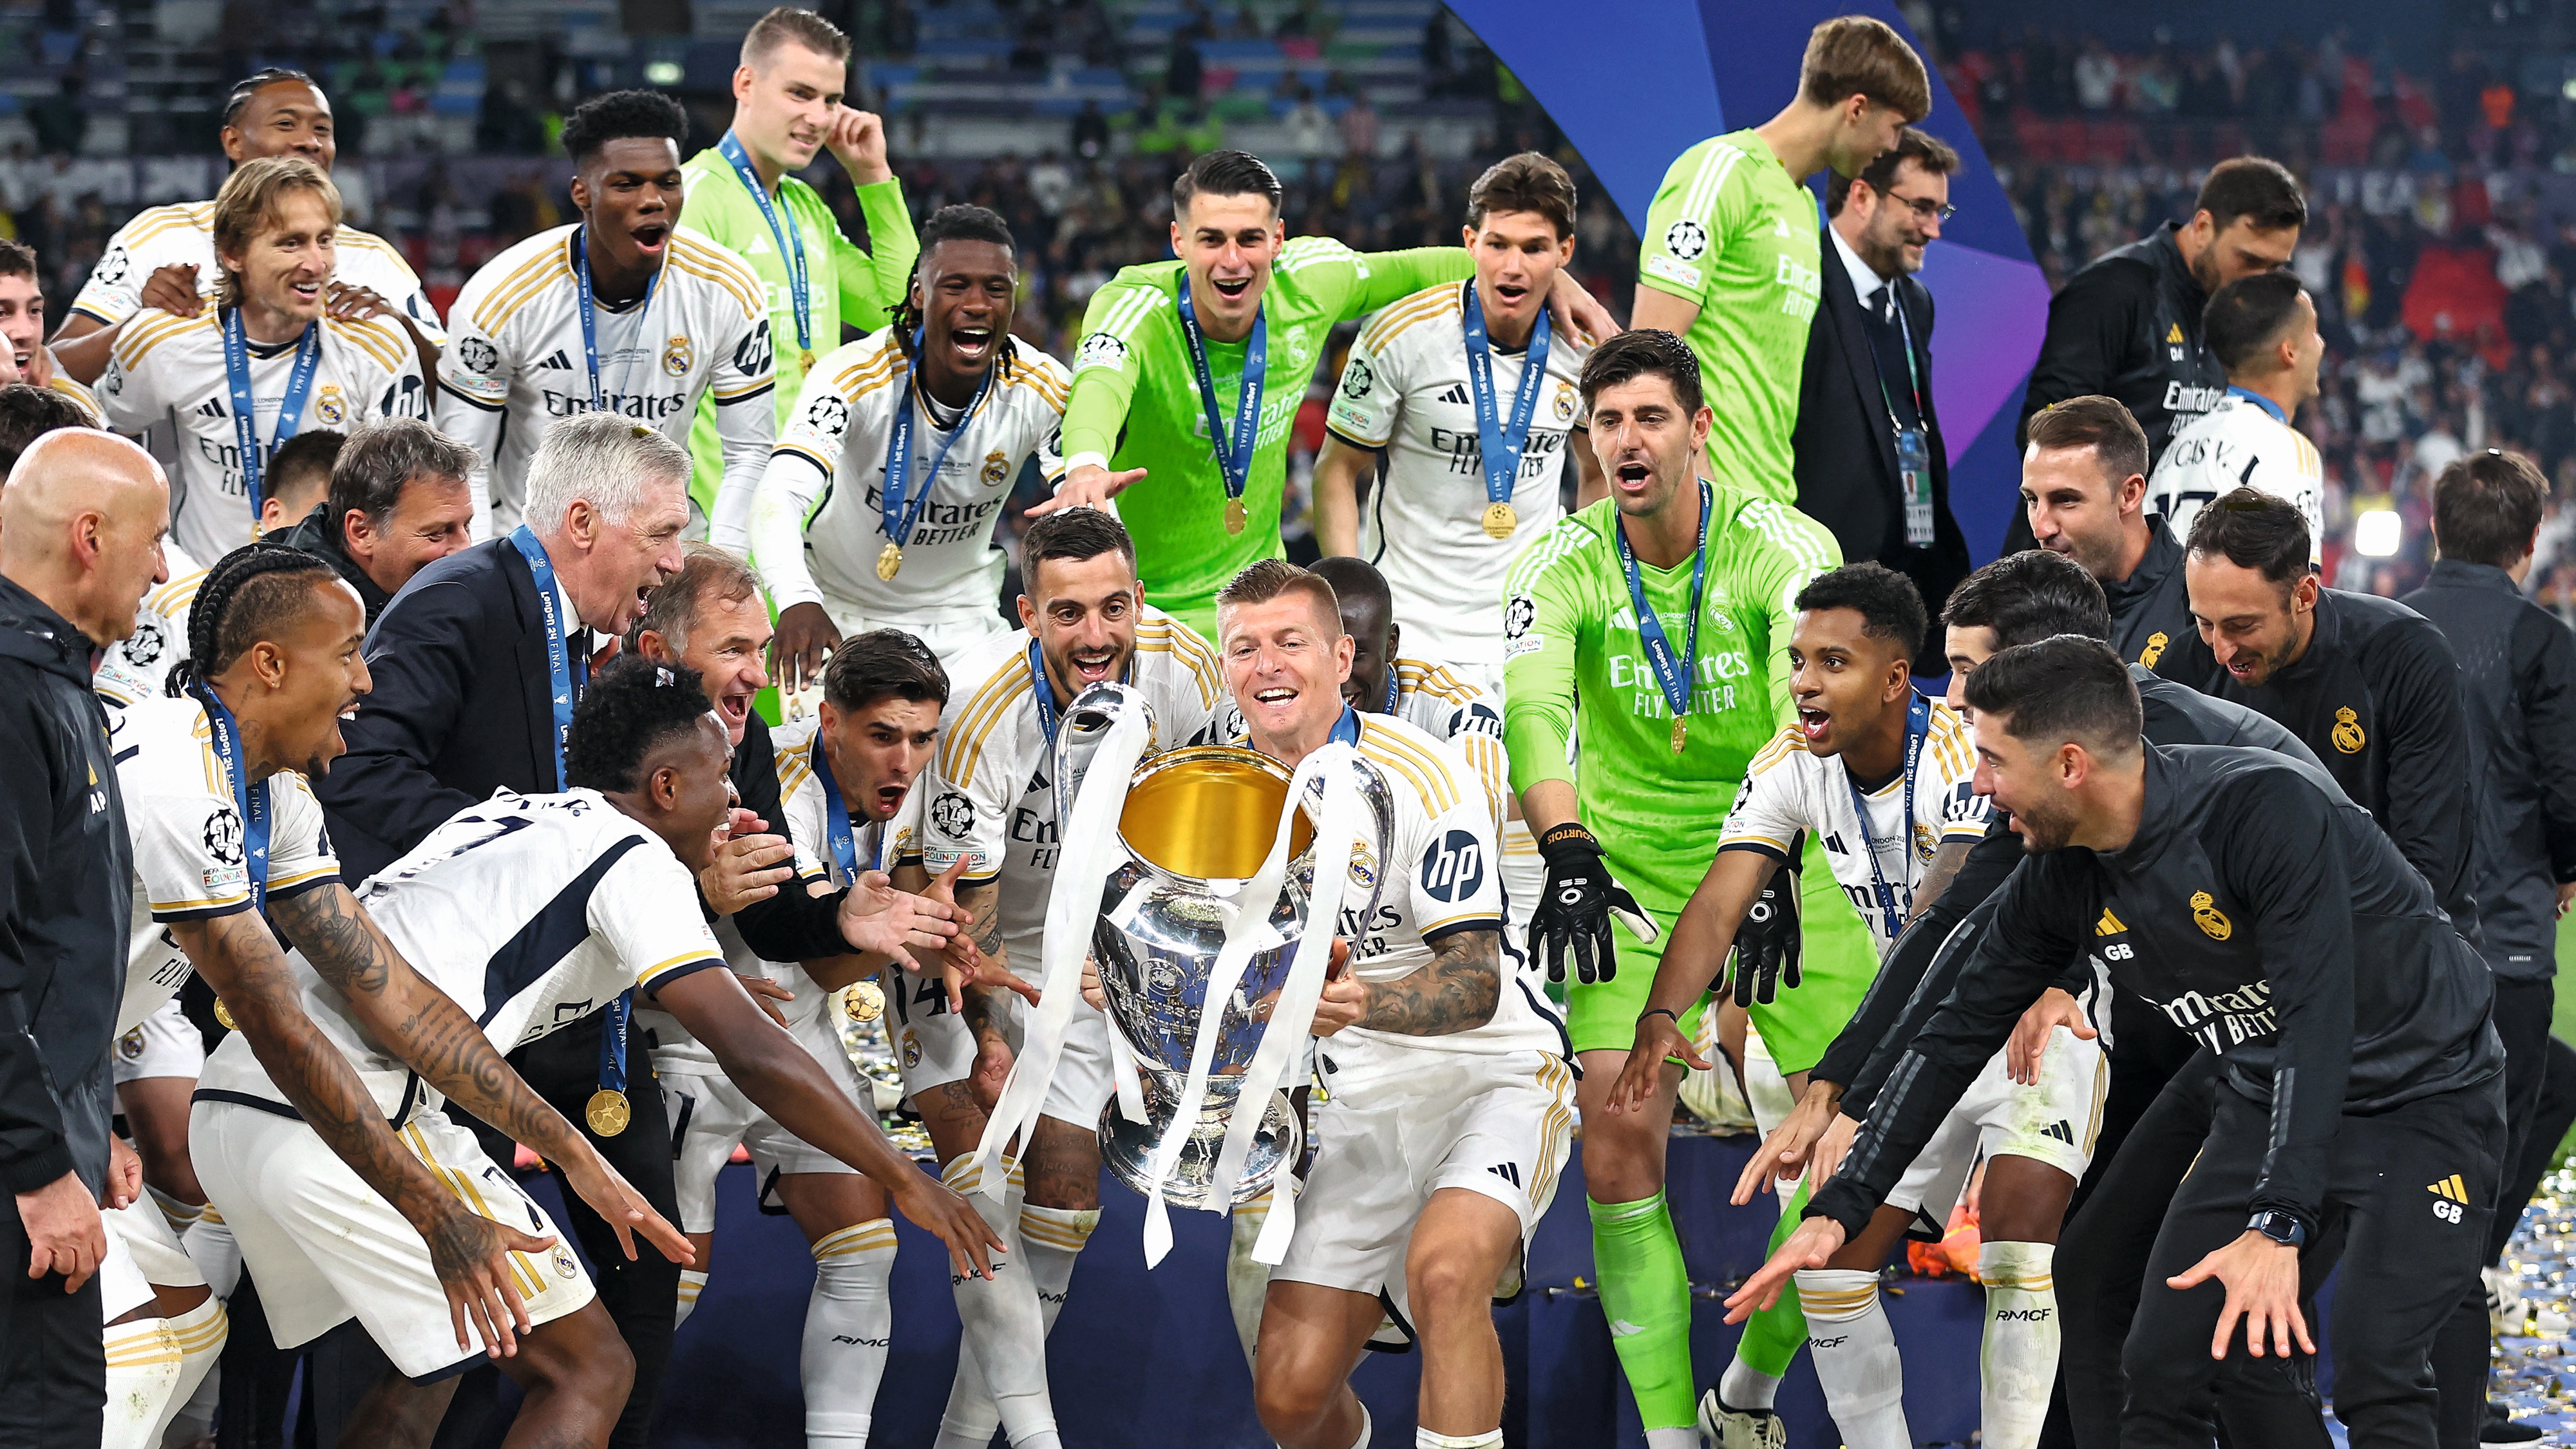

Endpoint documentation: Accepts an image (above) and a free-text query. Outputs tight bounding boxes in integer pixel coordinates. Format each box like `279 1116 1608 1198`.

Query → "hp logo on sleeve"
1419 829 1486 904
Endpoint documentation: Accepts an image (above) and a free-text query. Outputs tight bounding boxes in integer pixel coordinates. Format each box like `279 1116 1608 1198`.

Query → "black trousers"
0 1193 103 1447
2123 1075 2507 1449
2056 1051 2333 1449
2494 1032 2576 1263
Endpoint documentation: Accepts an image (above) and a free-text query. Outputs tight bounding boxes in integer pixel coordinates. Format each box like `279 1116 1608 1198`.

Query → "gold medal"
213 998 236 1031
840 981 885 1025
1482 500 1518 540
1224 498 1248 535
876 542 903 581
1671 716 1688 753
799 350 815 372
585 1088 632 1137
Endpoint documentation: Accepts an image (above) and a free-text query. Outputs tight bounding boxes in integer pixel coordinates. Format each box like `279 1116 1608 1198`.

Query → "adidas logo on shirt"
194 397 226 419
1436 383 1470 405
2041 1120 2077 1145
536 349 575 370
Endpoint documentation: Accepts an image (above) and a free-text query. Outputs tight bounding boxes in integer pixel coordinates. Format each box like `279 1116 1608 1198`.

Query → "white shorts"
884 965 979 1097
98 1200 202 1323
819 601 1008 682
1884 1027 2106 1236
191 1100 594 1380
658 995 876 1232
113 999 203 1085
1039 998 1114 1130
1271 1050 1575 1341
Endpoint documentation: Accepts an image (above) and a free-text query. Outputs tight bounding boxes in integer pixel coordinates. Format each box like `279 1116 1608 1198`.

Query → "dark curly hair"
166 542 341 697
824 629 950 714
565 654 717 793
890 205 1024 380
222 68 319 128
561 89 691 167
1792 560 1927 663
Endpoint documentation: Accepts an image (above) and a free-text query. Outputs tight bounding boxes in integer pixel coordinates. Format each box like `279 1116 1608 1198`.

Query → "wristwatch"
2246 1209 2308 1249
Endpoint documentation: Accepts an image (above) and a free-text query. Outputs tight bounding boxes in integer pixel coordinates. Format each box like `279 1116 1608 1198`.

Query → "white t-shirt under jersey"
437 223 777 540
755 329 1069 632
98 308 428 571
71 200 444 345
1325 280 1590 667
2144 389 2325 564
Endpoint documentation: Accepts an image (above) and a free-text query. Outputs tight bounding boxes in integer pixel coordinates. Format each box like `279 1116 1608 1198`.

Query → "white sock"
1017 1202 1098 1335
804 1220 897 1449
933 1155 1059 1449
155 1296 225 1444
927 1201 1097 1449
1794 1267 1911 1449
1346 1401 1372 1449
1416 1429 1501 1448
1718 1356 1781 1412
675 1269 710 1329
182 1206 240 1301
1227 1188 1274 1370
146 1184 204 1239
102 1314 182 1449
1643 1429 1699 1449
1978 1240 2059 1449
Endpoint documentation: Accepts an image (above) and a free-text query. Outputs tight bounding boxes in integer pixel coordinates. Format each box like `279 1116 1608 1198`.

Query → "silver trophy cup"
1052 683 1393 1208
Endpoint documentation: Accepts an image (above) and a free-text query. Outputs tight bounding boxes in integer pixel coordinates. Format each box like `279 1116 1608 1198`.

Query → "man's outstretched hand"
1029 462 1145 516
1723 1215 1846 1324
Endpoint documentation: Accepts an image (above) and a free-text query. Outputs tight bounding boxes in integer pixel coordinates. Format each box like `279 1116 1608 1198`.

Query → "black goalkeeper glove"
1726 847 1804 1007
1528 821 1659 985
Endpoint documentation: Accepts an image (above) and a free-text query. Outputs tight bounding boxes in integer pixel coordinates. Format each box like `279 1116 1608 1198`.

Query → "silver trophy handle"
1053 681 1153 828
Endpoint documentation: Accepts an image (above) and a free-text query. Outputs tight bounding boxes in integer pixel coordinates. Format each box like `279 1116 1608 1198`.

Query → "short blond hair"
1799 15 1930 122
1216 558 1343 641
212 157 343 310
741 6 849 69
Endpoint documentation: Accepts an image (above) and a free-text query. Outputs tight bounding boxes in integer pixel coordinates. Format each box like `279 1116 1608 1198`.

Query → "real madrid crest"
2331 706 2365 754
981 449 1010 488
1552 381 1577 424
2190 890 2232 940
1349 840 1378 890
314 383 346 426
661 335 694 378
2139 631 2168 669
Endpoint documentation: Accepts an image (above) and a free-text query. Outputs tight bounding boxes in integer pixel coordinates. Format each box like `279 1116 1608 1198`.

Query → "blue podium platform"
603 1130 1989 1449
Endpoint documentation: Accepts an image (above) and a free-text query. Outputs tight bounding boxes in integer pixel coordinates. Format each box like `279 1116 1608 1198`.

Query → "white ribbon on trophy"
965 699 1154 1206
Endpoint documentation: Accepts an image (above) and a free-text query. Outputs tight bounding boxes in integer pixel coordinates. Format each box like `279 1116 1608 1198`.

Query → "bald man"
0 429 168 1443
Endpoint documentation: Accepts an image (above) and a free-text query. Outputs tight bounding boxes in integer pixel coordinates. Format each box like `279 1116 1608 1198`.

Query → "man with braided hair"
107 540 688 1446
757 204 1070 689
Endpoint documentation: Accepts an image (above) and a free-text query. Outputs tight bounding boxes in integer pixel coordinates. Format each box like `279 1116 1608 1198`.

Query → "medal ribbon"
571 229 659 413
190 681 273 913
220 308 322 521
1460 279 1550 518
1613 482 1711 739
882 336 996 560
811 735 889 882
716 129 811 365
1176 278 1265 515
1843 692 1931 943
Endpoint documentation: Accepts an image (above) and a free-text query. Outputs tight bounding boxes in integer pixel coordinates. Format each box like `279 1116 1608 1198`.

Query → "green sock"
1588 1191 1698 1432
1732 1179 1812 1379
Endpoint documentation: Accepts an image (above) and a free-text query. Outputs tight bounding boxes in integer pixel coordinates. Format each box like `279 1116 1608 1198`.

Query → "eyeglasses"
1884 192 1956 223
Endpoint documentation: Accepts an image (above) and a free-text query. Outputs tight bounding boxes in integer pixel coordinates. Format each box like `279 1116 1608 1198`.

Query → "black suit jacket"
312 538 567 884
1792 233 1972 652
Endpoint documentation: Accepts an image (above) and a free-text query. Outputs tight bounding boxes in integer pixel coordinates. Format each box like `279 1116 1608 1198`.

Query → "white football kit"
755 331 1070 667
98 310 429 570
71 201 444 345
193 789 727 1376
919 612 1226 1126
1385 656 1542 948
94 552 207 711
1720 702 2103 1227
1324 280 1590 672
1269 710 1574 1336
437 223 777 539
2143 390 2325 564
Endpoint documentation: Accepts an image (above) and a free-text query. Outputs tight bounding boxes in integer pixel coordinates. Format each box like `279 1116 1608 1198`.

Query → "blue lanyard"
808 735 886 881
1864 289 1926 425
570 229 658 412
220 309 321 520
715 130 810 364
189 681 272 912
1613 481 1711 730
1459 279 1550 511
1331 705 1361 746
1175 278 1266 508
884 337 996 554
507 526 587 786
1843 692 1931 942
1028 638 1059 745
1382 666 1399 715
2228 384 2289 424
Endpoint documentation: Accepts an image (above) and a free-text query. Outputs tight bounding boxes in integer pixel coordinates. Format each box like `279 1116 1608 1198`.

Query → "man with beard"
2020 397 2196 675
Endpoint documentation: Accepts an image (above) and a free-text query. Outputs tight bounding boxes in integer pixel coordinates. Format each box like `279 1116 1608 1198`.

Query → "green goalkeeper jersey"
1059 238 1472 635
1636 129 1824 506
1501 483 1840 911
677 154 918 535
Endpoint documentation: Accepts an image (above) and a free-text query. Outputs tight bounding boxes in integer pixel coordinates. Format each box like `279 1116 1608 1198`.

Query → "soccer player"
252 426 342 535
917 506 1225 1448
1612 562 2097 1449
1634 15 1927 502
193 654 1003 1441
1738 635 2505 1449
2022 397 2196 672
1038 149 1614 636
440 90 776 538
1500 329 1840 1449
1313 151 1602 672
97 157 428 575
2144 272 2325 554
1160 560 1569 1449
114 540 697 1444
53 68 444 384
759 205 1070 687
680 6 918 546
0 240 104 422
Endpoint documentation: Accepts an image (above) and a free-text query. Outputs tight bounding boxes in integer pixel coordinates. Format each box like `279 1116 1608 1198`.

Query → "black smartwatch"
2246 1209 2308 1249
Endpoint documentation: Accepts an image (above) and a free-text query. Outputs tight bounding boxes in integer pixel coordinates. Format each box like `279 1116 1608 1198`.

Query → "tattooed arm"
269 885 693 1273
173 906 562 1356
1311 928 1503 1039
